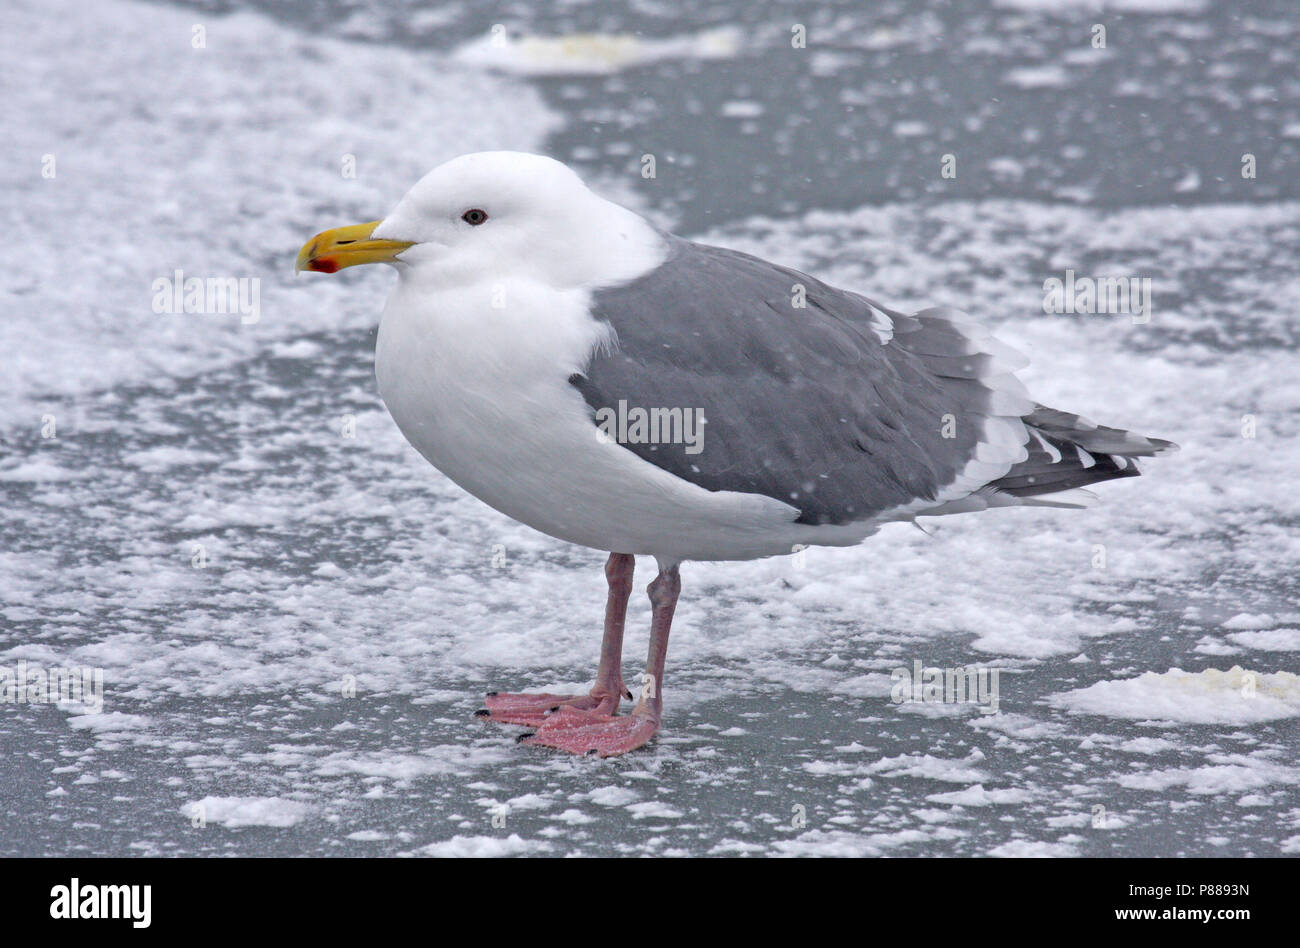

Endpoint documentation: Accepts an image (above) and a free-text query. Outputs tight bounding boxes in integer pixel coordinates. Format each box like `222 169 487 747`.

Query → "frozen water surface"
2 0 1298 856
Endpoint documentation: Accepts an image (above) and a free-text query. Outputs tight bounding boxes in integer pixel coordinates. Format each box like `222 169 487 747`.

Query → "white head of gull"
297 150 1177 757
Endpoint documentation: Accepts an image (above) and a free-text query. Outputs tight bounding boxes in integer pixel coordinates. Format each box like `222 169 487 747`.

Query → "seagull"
296 151 1176 757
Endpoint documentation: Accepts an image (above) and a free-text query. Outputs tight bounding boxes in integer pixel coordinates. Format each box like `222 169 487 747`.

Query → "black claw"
548 705 560 713
474 708 490 717
515 732 536 743
586 749 600 757
486 691 499 697
623 690 634 701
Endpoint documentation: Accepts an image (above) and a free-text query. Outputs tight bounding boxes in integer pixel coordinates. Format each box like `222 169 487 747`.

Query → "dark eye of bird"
461 208 488 225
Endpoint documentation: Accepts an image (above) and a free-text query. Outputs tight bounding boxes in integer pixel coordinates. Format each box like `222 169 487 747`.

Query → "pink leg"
478 553 635 727
524 563 680 757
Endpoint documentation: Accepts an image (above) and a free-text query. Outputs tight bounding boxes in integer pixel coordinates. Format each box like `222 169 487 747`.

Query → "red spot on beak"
312 257 339 273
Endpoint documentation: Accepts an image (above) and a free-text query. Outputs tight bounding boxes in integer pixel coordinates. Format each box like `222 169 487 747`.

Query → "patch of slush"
452 26 740 76
408 834 548 857
186 796 314 828
1049 668 1300 724
1118 757 1300 796
867 751 991 783
926 785 1036 807
989 839 1080 857
66 713 152 734
1227 629 1300 652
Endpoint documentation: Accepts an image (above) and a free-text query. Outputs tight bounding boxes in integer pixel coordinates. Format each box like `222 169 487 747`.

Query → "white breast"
374 274 811 562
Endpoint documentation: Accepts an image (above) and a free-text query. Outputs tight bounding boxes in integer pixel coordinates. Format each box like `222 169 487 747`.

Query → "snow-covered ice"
2 0 1298 857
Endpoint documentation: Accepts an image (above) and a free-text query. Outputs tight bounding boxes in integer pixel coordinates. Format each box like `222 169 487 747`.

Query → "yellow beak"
295 221 414 273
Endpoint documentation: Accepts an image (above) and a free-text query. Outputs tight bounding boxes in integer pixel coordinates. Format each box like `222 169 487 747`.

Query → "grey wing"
571 237 1035 526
